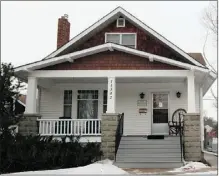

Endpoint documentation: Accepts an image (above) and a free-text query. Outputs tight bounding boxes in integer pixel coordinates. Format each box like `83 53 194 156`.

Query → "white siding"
39 82 200 135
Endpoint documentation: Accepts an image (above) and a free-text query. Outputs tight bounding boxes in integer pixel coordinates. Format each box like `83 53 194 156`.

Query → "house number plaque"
109 79 113 99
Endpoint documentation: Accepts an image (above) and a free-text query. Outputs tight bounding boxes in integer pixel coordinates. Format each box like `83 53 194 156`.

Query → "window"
103 90 107 113
77 90 98 119
152 93 168 123
105 33 136 48
63 90 72 118
117 18 125 27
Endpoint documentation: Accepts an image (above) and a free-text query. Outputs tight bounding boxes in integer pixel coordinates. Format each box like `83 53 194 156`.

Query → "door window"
153 93 168 123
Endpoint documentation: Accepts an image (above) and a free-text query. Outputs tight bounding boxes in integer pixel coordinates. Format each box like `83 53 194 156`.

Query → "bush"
0 133 103 174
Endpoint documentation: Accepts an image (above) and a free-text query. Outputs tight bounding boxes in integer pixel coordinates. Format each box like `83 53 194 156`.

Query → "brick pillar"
184 113 203 161
101 113 119 160
18 114 41 136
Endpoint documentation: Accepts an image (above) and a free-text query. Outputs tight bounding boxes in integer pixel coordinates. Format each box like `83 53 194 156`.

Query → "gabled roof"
15 43 209 73
43 6 204 67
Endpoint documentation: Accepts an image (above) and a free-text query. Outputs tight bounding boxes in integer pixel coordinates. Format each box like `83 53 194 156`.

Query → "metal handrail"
179 113 184 162
115 113 124 160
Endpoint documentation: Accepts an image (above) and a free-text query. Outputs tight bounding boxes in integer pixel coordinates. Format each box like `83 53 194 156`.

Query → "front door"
152 93 169 135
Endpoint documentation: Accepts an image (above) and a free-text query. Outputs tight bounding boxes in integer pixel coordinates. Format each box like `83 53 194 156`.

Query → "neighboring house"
7 94 26 115
14 7 216 168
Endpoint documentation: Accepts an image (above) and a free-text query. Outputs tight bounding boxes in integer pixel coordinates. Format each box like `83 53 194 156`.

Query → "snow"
2 159 128 175
183 170 217 175
169 162 210 173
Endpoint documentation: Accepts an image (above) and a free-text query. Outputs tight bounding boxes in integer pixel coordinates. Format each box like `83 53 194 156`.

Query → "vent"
117 18 125 27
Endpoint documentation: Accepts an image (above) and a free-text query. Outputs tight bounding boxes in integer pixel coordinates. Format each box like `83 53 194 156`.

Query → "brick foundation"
18 114 41 136
184 113 203 161
101 113 119 160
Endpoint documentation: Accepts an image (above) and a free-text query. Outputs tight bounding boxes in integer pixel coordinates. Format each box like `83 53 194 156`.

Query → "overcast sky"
1 1 217 120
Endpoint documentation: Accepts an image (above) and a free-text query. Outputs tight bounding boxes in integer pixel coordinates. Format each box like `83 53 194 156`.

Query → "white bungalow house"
15 7 216 168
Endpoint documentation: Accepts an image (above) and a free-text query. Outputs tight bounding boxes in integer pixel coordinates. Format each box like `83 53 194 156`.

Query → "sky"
1 1 217 120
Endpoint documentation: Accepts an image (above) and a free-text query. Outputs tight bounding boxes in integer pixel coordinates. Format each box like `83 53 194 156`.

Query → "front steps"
114 136 184 168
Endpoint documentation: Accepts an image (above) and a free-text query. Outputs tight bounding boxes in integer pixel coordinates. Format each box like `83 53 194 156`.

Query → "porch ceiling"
39 77 186 84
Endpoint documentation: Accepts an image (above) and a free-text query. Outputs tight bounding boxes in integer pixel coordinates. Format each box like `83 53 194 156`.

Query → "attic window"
105 33 136 48
117 18 125 27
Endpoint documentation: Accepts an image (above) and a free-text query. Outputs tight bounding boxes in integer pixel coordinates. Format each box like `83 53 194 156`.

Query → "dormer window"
105 33 136 48
117 18 125 27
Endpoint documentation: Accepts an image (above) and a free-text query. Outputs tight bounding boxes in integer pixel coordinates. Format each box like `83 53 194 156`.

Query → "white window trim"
63 90 73 117
117 18 125 27
105 32 137 49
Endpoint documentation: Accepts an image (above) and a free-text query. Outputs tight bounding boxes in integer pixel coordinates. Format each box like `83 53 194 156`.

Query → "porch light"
176 91 181 98
139 92 145 99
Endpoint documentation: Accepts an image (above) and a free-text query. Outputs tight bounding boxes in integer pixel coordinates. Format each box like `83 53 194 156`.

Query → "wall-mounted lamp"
176 91 181 98
140 92 145 99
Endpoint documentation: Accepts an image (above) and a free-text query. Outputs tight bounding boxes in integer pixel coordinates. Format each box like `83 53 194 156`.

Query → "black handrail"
179 112 184 162
115 113 124 159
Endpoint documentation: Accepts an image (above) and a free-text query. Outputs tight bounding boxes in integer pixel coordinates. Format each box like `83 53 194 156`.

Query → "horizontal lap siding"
39 82 200 135
40 88 62 118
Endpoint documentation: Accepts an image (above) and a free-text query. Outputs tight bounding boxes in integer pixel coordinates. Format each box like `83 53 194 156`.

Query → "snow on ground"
169 162 210 173
183 170 217 175
2 159 128 175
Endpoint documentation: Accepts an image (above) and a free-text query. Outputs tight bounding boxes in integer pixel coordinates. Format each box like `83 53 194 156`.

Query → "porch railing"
37 119 101 136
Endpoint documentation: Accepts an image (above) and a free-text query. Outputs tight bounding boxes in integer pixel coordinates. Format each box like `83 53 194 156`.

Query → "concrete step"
121 136 180 141
116 153 181 158
120 140 180 145
114 162 183 169
117 148 181 154
119 144 180 149
116 157 181 162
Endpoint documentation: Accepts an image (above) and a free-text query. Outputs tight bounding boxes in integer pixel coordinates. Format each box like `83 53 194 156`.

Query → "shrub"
0 133 103 174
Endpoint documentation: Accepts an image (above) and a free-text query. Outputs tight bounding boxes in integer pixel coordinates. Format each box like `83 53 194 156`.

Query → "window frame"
77 90 99 119
63 90 73 118
116 18 125 27
105 33 137 49
103 90 108 113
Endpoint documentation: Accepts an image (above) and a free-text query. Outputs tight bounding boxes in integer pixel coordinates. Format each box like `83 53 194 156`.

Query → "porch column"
106 77 116 113
25 76 38 114
187 71 196 113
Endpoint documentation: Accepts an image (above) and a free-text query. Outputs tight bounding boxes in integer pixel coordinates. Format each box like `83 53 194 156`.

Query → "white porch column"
187 71 196 113
106 77 116 113
25 76 38 114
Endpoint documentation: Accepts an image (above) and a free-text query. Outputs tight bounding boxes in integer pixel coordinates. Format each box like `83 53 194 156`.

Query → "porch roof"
15 43 211 73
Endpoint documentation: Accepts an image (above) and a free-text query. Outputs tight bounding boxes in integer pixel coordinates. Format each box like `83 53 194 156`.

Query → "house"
14 7 216 168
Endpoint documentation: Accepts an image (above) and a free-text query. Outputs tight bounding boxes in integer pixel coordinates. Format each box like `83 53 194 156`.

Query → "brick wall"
40 51 184 70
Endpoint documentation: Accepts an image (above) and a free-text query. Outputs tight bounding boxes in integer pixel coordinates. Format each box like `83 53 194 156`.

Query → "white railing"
37 119 101 136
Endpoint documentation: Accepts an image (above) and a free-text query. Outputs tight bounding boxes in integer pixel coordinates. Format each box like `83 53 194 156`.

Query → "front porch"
23 70 202 137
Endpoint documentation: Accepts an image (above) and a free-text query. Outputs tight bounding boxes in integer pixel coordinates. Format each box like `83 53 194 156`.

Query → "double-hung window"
103 90 107 113
105 33 136 48
77 90 98 119
63 90 72 118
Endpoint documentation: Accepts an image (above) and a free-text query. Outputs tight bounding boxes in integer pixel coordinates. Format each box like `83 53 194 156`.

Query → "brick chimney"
57 14 70 49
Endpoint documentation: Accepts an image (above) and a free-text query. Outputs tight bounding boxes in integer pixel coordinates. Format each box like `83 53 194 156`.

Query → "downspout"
199 86 204 152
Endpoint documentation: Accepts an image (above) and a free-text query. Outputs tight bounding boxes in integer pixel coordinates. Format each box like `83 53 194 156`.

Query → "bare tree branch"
210 88 218 108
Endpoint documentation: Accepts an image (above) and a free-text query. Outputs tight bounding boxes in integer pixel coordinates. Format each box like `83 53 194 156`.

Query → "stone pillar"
18 114 41 136
101 113 119 160
184 113 203 161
